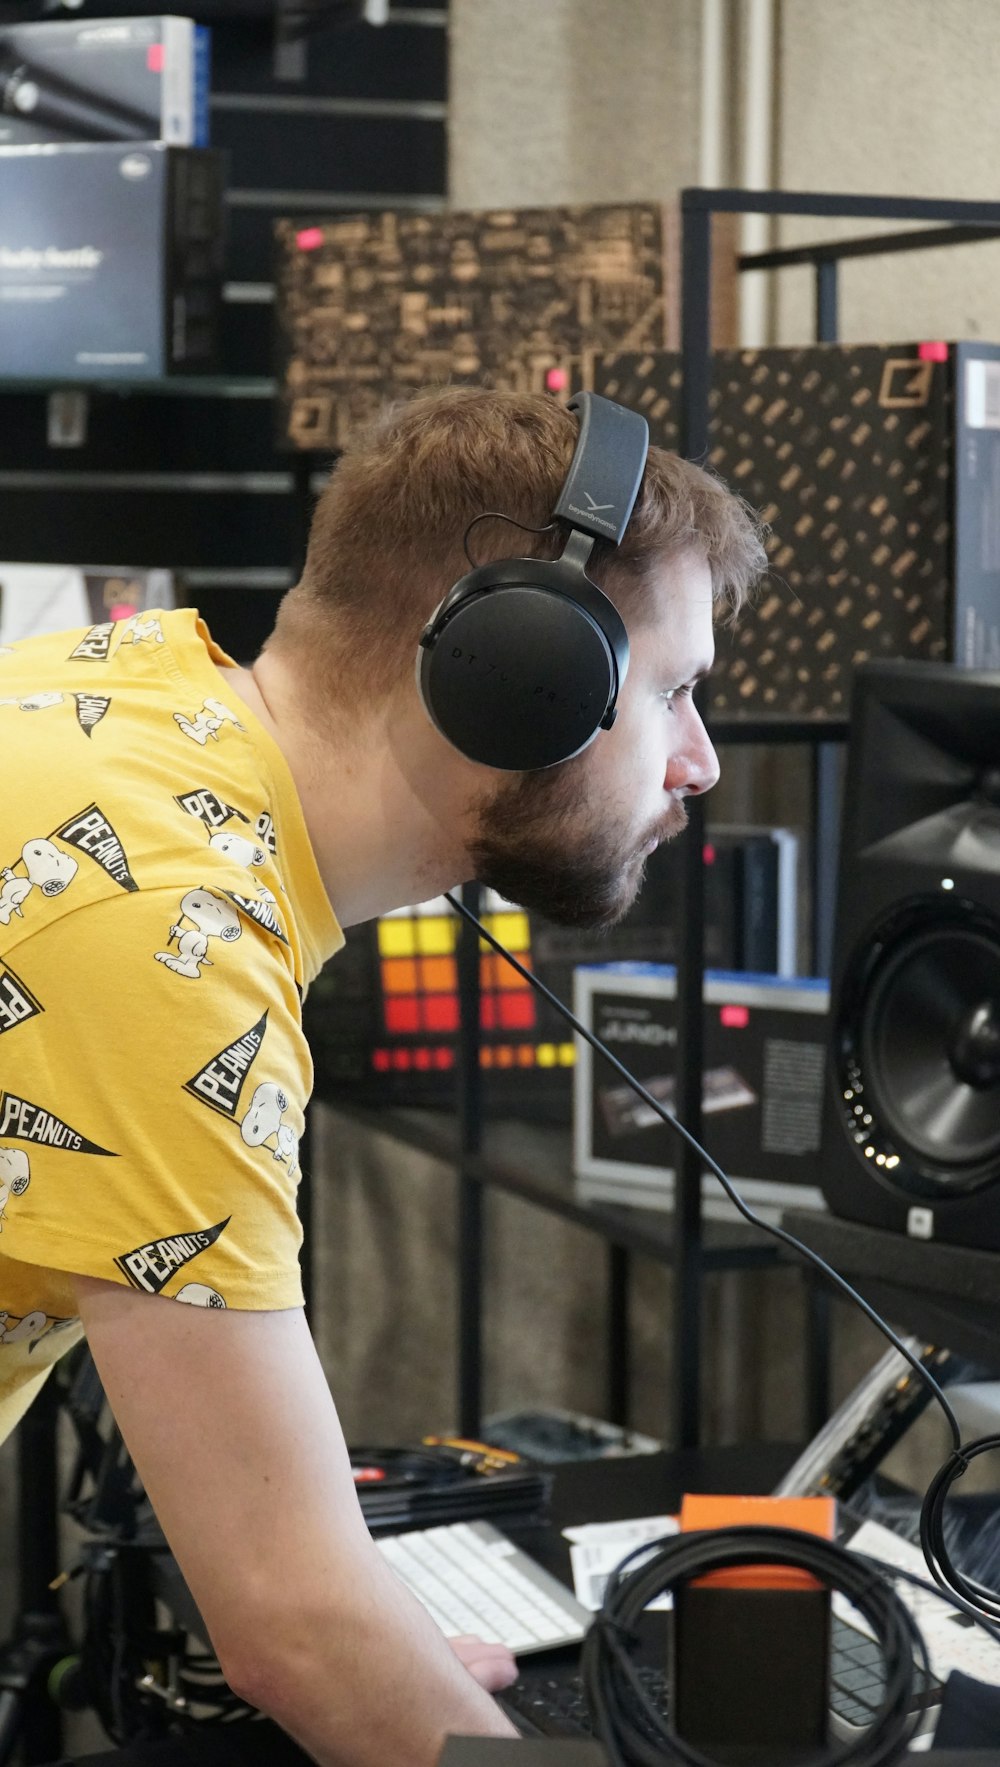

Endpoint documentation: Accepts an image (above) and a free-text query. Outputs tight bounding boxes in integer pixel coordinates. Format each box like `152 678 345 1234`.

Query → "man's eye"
662 684 692 706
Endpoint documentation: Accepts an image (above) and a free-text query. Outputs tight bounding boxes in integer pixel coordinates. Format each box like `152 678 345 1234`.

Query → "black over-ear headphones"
416 390 650 771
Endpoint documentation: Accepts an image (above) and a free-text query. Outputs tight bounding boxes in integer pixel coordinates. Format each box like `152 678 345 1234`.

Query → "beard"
468 765 688 930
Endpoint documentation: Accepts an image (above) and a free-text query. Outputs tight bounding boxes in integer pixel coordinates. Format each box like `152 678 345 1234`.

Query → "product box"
591 342 1000 719
0 142 225 379
572 963 829 1222
274 202 739 450
0 16 210 148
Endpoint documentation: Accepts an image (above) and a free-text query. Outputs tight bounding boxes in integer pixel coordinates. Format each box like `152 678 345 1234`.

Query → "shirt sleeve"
0 886 311 1310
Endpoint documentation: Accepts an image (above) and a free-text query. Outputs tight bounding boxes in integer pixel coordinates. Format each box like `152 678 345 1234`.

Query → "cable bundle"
579 1526 931 1767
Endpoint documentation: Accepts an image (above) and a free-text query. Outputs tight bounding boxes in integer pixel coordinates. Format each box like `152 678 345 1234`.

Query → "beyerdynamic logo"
567 493 616 535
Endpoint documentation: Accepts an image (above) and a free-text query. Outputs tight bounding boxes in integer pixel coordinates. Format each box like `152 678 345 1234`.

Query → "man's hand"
446 1635 518 1692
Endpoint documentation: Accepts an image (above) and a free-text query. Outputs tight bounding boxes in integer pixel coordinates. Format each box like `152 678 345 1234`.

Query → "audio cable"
581 1527 933 1767
444 890 1000 1639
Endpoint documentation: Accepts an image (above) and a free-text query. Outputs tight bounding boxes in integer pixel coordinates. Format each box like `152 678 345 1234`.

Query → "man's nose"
665 714 720 797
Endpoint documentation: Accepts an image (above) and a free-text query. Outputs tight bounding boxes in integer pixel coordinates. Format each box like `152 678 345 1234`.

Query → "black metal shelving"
324 186 1000 1454
669 185 1000 1449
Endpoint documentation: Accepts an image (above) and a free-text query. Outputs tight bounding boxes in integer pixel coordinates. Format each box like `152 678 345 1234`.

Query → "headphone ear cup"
418 561 628 770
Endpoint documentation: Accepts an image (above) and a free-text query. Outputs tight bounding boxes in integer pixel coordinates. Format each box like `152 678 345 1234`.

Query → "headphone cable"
444 889 1000 1637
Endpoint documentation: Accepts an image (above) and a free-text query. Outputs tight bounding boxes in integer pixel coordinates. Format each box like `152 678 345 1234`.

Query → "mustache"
644 799 689 853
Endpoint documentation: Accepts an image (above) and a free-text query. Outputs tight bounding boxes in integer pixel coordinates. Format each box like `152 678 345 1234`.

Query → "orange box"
674 1492 833 1753
679 1493 835 1592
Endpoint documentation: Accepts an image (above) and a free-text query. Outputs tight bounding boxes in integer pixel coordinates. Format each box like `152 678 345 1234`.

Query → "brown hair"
269 385 768 706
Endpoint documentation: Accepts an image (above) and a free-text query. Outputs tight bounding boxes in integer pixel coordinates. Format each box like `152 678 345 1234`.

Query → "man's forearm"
232 1547 520 1766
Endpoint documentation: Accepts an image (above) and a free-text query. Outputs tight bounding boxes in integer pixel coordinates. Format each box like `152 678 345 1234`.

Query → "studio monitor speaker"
821 661 1000 1247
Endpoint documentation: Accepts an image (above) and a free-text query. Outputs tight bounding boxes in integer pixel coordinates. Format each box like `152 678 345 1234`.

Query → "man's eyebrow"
676 660 714 686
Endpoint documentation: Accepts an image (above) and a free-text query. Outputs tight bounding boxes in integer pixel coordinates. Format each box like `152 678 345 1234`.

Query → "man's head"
266 386 768 927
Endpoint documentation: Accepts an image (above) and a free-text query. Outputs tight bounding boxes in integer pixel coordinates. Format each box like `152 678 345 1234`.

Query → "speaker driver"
837 902 1000 1199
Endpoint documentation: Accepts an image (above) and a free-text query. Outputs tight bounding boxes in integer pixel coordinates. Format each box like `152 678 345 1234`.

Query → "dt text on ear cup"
418 554 629 772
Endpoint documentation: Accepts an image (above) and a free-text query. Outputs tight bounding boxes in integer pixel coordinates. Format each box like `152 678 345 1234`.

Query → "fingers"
446 1634 519 1693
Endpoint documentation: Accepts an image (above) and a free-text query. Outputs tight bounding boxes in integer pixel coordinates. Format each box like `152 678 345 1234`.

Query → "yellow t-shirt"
0 608 343 1443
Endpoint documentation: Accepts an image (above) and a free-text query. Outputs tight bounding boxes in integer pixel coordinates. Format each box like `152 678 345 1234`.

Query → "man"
0 386 766 1763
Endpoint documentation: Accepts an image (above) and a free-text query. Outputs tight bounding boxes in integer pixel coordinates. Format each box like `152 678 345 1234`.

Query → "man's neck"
216 654 476 927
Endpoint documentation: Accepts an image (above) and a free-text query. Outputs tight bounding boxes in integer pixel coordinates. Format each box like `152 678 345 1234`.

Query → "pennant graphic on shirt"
0 964 43 1036
53 804 138 892
174 788 251 831
223 893 289 946
255 811 277 857
114 1217 231 1296
183 1010 268 1121
0 1091 117 1156
74 694 111 737
67 622 116 663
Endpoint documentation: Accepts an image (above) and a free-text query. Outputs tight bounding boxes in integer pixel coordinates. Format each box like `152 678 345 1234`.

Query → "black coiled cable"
921 1435 1000 1625
578 1526 931 1767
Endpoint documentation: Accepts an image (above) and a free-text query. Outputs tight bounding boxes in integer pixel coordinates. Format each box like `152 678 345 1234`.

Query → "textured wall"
773 0 1000 343
449 0 703 209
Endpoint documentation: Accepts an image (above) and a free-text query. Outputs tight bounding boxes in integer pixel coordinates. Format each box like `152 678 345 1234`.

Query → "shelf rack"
318 187 1000 1451
669 185 1000 1448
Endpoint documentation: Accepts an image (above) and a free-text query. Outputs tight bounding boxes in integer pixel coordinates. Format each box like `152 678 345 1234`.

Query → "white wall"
449 0 704 210
773 0 1000 345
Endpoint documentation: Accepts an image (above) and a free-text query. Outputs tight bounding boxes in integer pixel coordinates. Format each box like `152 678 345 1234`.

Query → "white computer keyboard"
375 1518 591 1654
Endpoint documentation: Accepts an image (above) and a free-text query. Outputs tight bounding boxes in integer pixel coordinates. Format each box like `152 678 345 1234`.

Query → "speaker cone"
837 903 1000 1198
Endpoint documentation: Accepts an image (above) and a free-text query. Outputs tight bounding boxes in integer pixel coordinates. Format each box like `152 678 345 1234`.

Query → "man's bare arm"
72 1276 519 1766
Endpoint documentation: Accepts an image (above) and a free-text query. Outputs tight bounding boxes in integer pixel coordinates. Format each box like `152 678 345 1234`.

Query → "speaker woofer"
836 901 1000 1200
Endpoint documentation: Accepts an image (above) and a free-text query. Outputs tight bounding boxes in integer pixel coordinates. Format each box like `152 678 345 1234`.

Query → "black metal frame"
668 185 1000 1449
425 184 1000 1453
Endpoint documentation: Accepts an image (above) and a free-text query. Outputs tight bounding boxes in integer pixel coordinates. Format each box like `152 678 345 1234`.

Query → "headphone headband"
554 391 649 547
